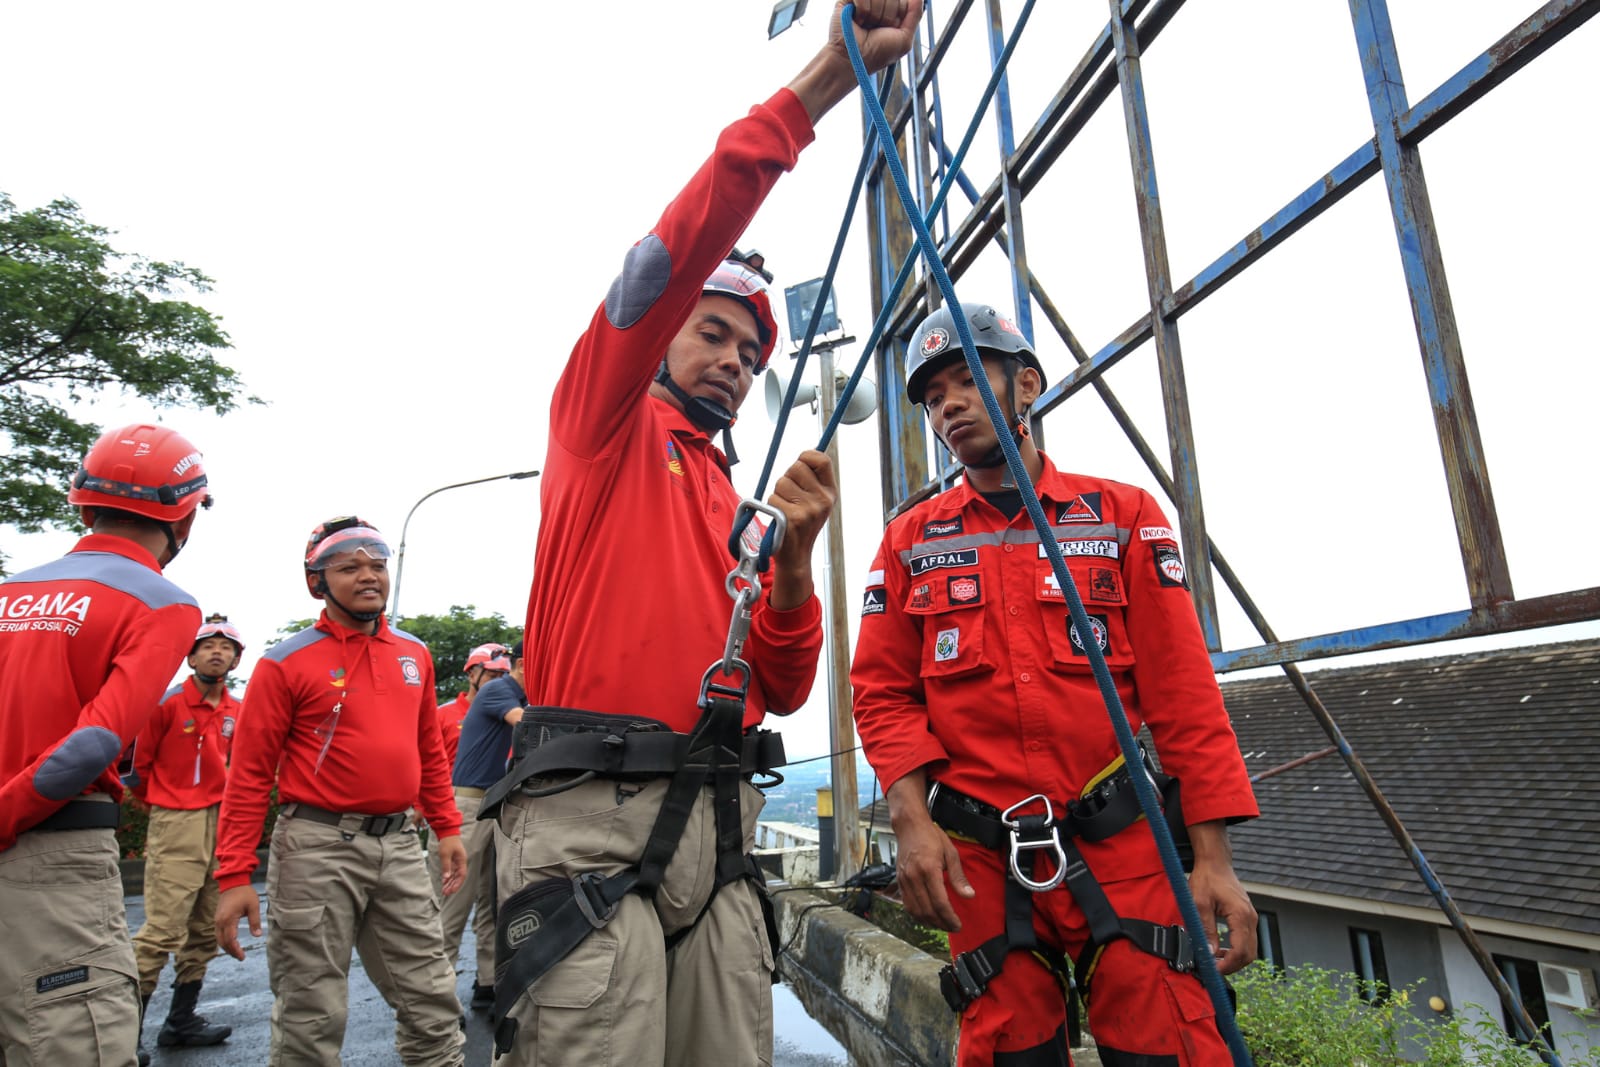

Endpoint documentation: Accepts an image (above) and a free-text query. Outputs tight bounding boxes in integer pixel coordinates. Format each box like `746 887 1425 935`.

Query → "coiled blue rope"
839 5 1254 1063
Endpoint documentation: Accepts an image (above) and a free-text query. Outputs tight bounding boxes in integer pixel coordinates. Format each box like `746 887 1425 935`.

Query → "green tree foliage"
269 606 520 705
0 192 255 566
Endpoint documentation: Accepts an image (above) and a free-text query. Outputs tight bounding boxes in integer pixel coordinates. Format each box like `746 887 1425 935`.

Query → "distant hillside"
759 755 882 828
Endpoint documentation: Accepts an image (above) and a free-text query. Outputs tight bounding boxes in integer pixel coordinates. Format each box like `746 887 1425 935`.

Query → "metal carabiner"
1001 793 1068 892
716 500 788 675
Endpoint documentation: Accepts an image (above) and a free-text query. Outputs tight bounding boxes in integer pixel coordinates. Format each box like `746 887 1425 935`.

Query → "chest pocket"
1037 556 1136 673
904 570 993 680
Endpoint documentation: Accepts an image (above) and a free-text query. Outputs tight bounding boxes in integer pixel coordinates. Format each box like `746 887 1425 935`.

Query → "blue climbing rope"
838 5 1255 1064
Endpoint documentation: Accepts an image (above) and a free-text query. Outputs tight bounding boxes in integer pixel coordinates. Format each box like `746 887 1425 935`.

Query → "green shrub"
1233 961 1600 1066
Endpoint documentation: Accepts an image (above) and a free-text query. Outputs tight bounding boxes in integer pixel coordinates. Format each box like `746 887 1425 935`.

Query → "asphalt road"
126 893 849 1066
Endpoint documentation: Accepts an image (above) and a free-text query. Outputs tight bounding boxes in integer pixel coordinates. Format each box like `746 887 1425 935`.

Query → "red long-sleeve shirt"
0 535 200 851
214 613 460 890
437 691 469 772
524 88 823 733
851 456 1257 877
130 677 238 810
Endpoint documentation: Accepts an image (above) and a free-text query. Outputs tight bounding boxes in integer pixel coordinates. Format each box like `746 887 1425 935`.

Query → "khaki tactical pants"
0 812 140 1066
437 789 496 981
265 812 465 1066
494 777 774 1067
132 804 220 993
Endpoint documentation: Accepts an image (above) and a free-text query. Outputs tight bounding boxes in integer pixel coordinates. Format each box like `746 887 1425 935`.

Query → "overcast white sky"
4 1 1597 763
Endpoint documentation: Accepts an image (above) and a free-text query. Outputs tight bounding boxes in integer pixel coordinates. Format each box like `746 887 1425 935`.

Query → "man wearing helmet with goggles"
489 4 922 1066
0 422 211 1066
212 516 467 1065
127 616 244 1059
850 303 1258 1067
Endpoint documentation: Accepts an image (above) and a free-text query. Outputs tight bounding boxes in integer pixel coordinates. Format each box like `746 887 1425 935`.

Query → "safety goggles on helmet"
193 620 246 654
304 526 391 571
464 642 511 674
703 259 779 372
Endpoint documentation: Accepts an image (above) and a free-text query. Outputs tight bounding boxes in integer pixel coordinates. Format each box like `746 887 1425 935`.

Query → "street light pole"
390 469 540 621
816 341 862 882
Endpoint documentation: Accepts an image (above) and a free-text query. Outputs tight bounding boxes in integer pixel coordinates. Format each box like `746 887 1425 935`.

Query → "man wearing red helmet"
486 4 922 1066
212 517 467 1065
127 617 243 1058
0 422 210 1066
851 303 1258 1066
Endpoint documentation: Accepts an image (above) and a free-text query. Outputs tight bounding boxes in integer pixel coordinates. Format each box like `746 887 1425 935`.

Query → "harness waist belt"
285 803 410 837
514 726 784 780
32 798 119 834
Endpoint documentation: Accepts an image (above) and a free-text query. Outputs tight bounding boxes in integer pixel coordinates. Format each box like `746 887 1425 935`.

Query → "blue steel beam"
1400 0 1598 143
985 0 1034 350
1108 0 1220 647
1349 0 1515 612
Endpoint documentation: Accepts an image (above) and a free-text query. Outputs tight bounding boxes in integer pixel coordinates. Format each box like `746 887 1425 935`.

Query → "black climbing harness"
482 501 790 1056
931 748 1196 1016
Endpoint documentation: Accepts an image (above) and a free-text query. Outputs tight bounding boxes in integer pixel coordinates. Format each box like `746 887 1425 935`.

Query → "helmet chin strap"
655 361 741 465
194 671 225 685
315 576 384 626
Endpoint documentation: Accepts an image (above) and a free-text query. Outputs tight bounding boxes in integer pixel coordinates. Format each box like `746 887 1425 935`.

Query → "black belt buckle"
572 872 621 929
1155 923 1195 972
359 813 407 836
939 951 994 1012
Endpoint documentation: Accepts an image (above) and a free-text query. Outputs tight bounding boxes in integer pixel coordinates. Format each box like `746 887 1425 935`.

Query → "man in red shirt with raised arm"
487 5 922 1066
128 616 243 1056
0 423 211 1067
213 516 466 1066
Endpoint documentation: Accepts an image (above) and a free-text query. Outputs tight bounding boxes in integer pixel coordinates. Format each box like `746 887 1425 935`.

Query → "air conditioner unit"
1538 962 1598 1012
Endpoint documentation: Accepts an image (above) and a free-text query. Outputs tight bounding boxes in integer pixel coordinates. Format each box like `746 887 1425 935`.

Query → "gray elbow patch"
35 727 124 800
604 235 673 330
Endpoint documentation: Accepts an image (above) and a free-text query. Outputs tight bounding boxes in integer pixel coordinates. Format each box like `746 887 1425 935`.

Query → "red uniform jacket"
214 613 461 890
130 677 238 810
525 88 823 733
0 535 200 851
438 691 469 772
851 456 1257 878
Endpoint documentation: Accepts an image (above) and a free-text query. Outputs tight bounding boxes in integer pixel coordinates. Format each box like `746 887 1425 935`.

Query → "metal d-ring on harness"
484 501 789 1057
931 751 1198 1021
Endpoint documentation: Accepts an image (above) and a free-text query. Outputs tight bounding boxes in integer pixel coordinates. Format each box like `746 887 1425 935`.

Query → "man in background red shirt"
213 516 466 1065
128 616 243 1056
0 423 211 1067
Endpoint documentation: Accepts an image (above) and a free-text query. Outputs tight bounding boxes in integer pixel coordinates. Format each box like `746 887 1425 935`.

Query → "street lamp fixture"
389 469 540 621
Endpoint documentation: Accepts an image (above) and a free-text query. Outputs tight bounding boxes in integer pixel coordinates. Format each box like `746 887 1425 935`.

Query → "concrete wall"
772 886 1104 1067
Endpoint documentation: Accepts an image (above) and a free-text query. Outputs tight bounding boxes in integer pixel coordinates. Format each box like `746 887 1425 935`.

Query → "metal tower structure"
858 0 1598 1058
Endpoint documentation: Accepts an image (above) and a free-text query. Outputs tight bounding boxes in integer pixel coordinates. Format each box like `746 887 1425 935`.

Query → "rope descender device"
1002 794 1068 892
702 499 788 709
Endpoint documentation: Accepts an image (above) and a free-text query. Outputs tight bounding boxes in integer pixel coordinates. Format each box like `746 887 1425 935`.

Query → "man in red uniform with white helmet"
0 422 210 1066
484 5 920 1064
127 616 243 1057
212 516 467 1065
851 303 1260 1067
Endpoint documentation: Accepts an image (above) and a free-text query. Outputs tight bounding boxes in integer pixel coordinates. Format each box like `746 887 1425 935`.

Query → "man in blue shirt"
448 641 528 1009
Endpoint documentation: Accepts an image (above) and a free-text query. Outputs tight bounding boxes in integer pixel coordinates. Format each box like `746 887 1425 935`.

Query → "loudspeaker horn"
766 369 819 421
837 374 877 425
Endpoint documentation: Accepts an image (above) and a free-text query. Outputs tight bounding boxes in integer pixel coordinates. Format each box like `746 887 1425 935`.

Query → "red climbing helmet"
68 423 213 522
703 252 779 373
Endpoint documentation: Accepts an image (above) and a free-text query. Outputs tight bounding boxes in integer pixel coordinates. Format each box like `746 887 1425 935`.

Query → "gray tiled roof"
1223 639 1600 937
